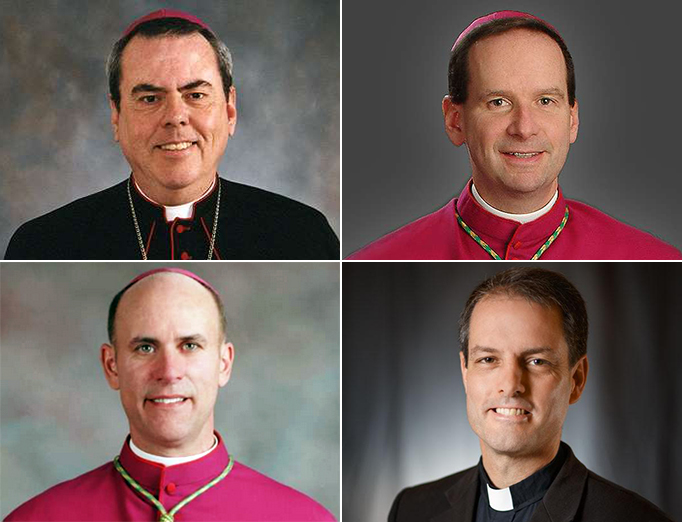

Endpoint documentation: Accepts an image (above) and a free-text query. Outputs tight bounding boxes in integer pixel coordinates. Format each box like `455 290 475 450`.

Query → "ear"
100 343 120 390
569 98 579 144
218 341 235 387
568 355 588 404
226 86 237 137
109 96 120 142
442 95 466 147
459 350 469 394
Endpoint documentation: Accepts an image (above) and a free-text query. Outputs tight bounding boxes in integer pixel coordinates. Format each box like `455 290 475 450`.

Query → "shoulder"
219 179 339 259
4 463 115 521
228 461 336 521
4 182 127 260
565 199 682 259
579 469 673 521
347 200 456 260
389 466 477 522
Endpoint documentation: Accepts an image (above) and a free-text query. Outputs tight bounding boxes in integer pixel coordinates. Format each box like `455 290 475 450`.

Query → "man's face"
110 34 237 203
445 29 579 210
101 273 233 455
460 295 586 460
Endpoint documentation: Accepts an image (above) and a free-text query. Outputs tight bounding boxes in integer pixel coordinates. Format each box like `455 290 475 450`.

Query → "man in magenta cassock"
4 268 335 522
348 11 682 260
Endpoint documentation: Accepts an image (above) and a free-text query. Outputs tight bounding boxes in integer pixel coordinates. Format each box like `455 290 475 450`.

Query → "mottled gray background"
0 262 339 519
343 0 682 257
343 262 682 522
0 0 340 254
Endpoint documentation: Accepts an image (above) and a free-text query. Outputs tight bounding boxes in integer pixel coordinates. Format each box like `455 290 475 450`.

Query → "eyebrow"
469 346 558 358
480 88 566 101
130 80 213 95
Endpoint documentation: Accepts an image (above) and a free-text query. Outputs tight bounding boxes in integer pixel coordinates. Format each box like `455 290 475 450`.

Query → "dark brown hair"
459 267 587 367
106 17 233 112
448 18 576 107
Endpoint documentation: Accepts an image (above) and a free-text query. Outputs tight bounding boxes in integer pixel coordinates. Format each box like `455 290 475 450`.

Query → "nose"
498 360 525 397
162 93 188 128
506 104 540 140
151 347 186 383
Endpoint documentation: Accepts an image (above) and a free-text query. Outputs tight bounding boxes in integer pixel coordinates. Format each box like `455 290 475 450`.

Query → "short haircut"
107 278 228 345
106 17 234 112
448 17 576 107
459 267 587 367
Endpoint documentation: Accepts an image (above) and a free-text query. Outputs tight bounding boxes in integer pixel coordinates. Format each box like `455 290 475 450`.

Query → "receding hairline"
108 273 227 345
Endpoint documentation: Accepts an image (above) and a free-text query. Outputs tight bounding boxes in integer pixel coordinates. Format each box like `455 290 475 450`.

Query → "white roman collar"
471 183 558 225
486 483 514 512
129 435 219 466
133 177 217 223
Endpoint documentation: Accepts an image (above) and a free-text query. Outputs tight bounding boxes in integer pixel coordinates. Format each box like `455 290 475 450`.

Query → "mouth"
145 396 190 407
490 407 531 418
155 141 198 152
501 151 544 161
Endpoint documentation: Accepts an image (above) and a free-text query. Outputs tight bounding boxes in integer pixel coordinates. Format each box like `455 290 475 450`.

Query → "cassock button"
180 252 192 260
177 225 190 233
513 241 523 249
166 482 177 494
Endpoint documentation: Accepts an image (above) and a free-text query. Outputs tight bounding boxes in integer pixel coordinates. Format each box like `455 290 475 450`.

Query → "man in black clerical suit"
389 268 672 522
4 9 339 260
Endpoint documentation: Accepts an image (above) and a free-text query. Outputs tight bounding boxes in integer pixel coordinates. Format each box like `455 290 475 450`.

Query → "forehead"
467 29 567 95
469 295 566 353
120 33 220 86
116 274 220 334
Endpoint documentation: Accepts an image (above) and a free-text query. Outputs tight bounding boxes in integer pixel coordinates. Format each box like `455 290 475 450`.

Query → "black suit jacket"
4 177 339 260
388 445 673 522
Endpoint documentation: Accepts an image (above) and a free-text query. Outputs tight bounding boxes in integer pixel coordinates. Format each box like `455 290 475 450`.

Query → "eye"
135 344 155 354
183 342 199 351
539 97 554 106
529 358 547 366
488 98 509 108
188 92 206 100
478 356 496 364
140 95 158 104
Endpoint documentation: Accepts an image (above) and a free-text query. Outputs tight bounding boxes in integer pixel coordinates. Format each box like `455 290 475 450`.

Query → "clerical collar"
132 176 217 222
129 434 219 466
478 442 568 512
471 183 558 224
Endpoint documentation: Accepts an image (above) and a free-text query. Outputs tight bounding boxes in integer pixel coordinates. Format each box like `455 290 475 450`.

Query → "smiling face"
443 29 579 213
110 33 237 205
460 295 587 462
100 273 233 456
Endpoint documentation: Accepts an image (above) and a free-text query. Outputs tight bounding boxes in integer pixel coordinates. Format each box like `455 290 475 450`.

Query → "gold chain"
127 178 221 260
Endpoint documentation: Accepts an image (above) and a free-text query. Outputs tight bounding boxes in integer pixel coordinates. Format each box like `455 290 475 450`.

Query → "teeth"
160 142 193 151
151 398 185 404
495 408 527 416
508 152 539 158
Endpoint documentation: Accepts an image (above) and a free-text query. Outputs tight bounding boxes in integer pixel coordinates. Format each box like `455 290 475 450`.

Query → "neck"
480 439 560 489
132 173 216 206
471 178 558 214
130 424 217 458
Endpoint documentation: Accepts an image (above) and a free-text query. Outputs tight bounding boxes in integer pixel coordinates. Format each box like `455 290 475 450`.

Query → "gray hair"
106 17 233 112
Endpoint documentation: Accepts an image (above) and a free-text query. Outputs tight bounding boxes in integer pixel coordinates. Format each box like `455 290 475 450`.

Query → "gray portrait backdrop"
343 0 682 257
0 262 339 519
0 0 340 254
343 262 682 522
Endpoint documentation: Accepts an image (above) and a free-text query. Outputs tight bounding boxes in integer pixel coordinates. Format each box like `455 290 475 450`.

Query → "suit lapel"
530 444 588 522
430 466 479 522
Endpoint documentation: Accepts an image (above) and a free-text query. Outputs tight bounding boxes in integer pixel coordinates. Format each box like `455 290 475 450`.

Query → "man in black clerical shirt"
4 9 339 260
388 268 672 522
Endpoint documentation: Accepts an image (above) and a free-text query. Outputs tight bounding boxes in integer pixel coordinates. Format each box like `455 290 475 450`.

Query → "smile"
157 141 196 151
503 152 541 158
494 407 530 416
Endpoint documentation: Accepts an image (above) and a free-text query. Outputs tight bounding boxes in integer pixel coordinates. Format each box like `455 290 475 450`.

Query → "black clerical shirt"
474 443 569 522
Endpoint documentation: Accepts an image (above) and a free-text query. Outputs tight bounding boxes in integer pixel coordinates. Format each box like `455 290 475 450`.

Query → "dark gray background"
0 0 339 254
343 262 682 522
0 262 339 519
343 0 682 257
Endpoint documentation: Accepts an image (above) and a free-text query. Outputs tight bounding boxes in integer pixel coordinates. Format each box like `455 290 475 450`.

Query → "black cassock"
5 176 339 260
